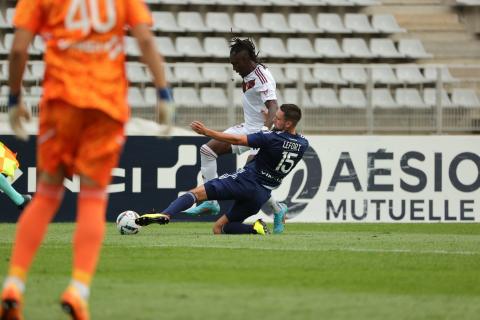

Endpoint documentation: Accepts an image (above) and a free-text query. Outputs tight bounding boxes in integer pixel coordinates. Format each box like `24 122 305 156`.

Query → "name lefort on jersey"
283 141 302 152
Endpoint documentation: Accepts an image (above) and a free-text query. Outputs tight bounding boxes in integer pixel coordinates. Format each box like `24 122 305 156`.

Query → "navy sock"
163 192 197 216
222 222 254 234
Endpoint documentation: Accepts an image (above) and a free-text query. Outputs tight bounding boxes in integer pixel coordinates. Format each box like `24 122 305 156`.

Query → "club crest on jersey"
242 79 255 92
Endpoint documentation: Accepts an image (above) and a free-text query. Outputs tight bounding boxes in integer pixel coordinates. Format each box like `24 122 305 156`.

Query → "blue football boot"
273 203 288 234
183 200 220 216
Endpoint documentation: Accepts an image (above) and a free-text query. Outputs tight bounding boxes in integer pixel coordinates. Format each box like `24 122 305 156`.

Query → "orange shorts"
38 100 125 187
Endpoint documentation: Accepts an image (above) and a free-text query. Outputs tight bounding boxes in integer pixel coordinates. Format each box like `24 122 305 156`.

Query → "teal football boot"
273 203 288 234
183 200 220 216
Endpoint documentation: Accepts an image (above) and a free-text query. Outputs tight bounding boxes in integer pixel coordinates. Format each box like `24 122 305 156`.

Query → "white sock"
3 276 25 293
200 144 218 182
265 196 282 213
70 279 90 300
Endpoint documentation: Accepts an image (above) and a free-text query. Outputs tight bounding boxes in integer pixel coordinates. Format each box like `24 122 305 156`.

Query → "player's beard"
271 126 282 132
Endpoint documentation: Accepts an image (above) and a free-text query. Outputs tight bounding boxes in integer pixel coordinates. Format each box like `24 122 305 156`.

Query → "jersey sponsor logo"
242 79 255 92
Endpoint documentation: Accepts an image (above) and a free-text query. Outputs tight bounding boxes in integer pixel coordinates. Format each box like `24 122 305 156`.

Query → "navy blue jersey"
245 130 309 188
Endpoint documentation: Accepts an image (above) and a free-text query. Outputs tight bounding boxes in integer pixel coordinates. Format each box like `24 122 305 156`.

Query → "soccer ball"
116 210 141 235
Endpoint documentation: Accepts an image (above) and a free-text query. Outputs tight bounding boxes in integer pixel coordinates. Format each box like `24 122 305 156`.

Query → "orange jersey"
13 0 152 123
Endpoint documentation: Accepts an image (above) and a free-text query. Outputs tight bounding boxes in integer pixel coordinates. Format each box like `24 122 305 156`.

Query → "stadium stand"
1 0 479 134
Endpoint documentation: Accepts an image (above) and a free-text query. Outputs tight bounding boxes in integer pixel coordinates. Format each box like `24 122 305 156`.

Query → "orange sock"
9 183 64 280
72 186 108 287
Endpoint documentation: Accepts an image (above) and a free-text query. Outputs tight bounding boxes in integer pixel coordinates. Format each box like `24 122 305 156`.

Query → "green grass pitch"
1 222 480 320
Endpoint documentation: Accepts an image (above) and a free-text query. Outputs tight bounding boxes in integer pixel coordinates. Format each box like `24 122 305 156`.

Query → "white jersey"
241 64 277 132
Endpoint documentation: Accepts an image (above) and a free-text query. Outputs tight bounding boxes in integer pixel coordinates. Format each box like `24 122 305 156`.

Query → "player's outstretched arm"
190 121 249 146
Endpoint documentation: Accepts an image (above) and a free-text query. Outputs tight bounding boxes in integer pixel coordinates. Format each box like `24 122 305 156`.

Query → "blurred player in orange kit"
0 0 173 319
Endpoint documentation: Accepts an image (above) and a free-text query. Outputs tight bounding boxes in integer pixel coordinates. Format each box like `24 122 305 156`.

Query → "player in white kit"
185 38 288 234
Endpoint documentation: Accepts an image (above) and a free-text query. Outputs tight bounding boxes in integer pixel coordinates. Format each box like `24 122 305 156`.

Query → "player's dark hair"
229 37 260 63
280 104 302 126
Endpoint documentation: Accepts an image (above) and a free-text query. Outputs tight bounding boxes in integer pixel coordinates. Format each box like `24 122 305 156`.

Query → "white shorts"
224 123 262 156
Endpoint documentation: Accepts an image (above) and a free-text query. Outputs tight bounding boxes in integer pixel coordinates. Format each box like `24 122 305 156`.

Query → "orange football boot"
60 287 89 320
0 284 23 320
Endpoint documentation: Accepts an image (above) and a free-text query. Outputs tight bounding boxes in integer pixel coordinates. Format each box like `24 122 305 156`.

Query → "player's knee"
200 144 218 161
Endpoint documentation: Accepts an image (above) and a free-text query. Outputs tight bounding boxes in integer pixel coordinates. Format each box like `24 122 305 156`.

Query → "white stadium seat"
176 37 209 57
3 34 14 54
342 38 374 58
285 65 317 84
372 14 406 33
173 87 203 107
0 37 8 55
456 0 480 5
344 14 377 33
349 0 380 6
423 88 454 107
287 38 318 58
268 66 294 85
173 63 206 83
315 38 348 58
161 0 188 3
312 65 347 85
33 36 45 53
203 37 230 58
27 62 45 82
242 0 272 6
270 0 299 6
0 11 8 29
370 39 403 58
317 14 351 34
200 88 229 108
29 86 43 97
341 64 367 84
189 0 216 4
372 89 399 108
125 37 140 57
259 38 293 58
340 88 367 108
164 65 177 84
6 8 14 27
395 65 429 84
451 89 480 108
323 0 352 5
395 88 428 108
311 88 343 108
128 87 146 108
206 12 234 33
202 64 230 83
0 62 7 81
127 64 148 83
152 12 184 32
155 37 182 58
177 12 212 32
144 87 157 107
288 13 322 33
283 88 315 108
371 64 399 84
233 13 268 33
261 13 295 33
296 0 327 5
398 39 433 59
423 66 458 83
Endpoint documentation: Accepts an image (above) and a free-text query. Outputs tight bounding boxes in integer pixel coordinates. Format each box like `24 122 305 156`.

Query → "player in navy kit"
184 38 288 234
135 104 308 235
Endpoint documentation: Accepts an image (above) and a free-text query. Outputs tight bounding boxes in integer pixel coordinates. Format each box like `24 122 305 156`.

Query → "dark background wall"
0 135 236 222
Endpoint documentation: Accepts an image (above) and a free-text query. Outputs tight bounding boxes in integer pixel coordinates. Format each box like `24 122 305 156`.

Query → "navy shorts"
204 169 271 222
